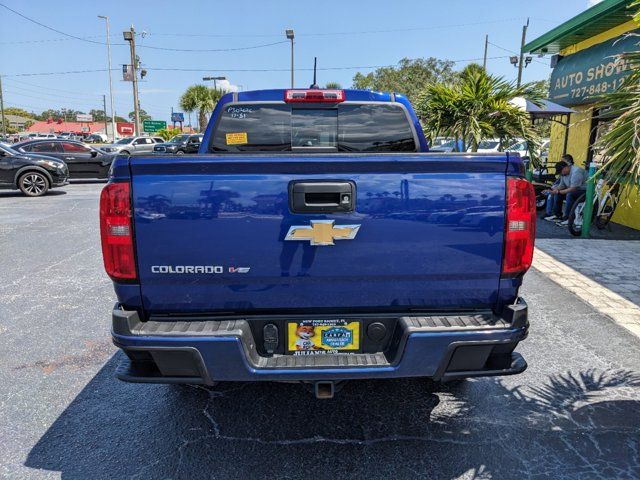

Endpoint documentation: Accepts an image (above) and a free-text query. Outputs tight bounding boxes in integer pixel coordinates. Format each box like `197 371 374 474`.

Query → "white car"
473 139 502 153
506 139 550 158
27 133 57 139
100 136 165 155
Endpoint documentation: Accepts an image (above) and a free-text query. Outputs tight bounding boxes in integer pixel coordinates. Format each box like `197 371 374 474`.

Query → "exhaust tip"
314 381 335 399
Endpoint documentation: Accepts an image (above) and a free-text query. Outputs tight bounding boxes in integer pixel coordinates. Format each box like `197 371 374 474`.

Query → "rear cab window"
210 103 417 153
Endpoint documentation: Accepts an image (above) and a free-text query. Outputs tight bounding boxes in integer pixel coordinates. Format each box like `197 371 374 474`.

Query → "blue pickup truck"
101 88 536 398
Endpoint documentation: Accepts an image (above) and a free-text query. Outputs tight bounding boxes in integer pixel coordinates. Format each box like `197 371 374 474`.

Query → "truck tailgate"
130 154 507 314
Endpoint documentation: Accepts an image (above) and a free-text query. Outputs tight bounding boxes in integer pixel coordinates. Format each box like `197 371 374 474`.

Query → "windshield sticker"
225 132 248 145
226 106 254 119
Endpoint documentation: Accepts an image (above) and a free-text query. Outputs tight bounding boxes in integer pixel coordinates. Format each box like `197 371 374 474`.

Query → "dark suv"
0 143 68 196
153 134 203 155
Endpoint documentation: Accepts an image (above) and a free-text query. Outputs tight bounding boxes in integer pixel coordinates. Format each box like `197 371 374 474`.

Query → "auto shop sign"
549 29 639 106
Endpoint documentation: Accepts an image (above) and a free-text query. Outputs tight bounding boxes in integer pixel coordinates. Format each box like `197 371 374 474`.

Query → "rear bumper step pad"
112 301 528 384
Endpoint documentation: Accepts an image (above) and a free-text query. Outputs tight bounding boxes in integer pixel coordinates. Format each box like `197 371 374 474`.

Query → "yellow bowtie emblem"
285 220 361 246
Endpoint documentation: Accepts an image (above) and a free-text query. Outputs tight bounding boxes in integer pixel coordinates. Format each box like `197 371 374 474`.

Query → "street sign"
143 120 167 133
122 64 134 82
77 113 93 122
171 112 185 123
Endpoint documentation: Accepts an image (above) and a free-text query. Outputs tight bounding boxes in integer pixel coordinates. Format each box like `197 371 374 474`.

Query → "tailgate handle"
289 181 356 213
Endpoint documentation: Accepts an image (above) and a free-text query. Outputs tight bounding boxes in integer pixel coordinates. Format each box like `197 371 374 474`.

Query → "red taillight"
284 89 345 103
502 177 536 277
100 182 137 281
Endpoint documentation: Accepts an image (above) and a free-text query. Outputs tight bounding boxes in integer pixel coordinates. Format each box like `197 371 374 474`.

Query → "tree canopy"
179 85 223 132
414 63 543 153
3 107 36 119
128 109 152 122
352 57 457 101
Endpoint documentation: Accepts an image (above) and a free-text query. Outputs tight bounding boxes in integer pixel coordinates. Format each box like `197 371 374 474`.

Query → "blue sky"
0 0 599 124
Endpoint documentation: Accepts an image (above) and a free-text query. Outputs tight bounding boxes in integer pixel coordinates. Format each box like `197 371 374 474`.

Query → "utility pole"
286 29 295 88
517 18 529 87
102 95 108 137
0 75 6 137
483 35 489 70
123 26 141 136
98 15 116 142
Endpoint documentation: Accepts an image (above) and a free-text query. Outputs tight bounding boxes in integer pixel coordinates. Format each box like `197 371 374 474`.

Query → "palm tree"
595 2 640 191
415 64 542 153
324 82 342 89
179 85 223 132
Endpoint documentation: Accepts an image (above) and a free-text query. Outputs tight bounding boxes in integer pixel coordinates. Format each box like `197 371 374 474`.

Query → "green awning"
524 0 635 55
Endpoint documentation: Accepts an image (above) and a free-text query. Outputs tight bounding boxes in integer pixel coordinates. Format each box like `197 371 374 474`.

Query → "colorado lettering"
151 265 224 274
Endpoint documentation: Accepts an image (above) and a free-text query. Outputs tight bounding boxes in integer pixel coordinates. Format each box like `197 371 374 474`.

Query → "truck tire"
18 171 49 197
175 150 185 155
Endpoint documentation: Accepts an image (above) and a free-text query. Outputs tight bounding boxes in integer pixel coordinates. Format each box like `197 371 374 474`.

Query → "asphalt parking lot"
1 183 640 479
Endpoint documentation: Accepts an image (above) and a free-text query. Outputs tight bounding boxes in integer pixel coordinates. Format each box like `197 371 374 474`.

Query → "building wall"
560 20 637 55
548 105 593 167
550 19 639 230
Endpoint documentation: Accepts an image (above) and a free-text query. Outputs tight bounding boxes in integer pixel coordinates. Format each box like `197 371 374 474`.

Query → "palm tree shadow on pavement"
24 356 640 479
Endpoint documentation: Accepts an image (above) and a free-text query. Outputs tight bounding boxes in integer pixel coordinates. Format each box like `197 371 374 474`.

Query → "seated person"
543 155 587 225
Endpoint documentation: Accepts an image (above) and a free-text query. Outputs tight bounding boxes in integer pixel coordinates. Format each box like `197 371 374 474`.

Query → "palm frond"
415 66 541 157
594 23 640 191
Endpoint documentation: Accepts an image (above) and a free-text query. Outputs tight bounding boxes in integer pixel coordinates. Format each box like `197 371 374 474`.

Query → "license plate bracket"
287 319 360 355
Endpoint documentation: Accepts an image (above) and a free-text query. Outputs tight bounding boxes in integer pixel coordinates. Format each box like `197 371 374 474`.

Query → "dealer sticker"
225 132 248 145
322 327 353 349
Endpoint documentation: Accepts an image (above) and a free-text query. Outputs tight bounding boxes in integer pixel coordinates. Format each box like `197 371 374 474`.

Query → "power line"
0 4 289 53
487 41 547 65
5 69 112 77
0 17 530 46
0 3 111 45
0 34 113 45
138 40 289 53
3 83 103 101
4 57 511 78
147 58 509 72
2 78 106 96
296 19 523 36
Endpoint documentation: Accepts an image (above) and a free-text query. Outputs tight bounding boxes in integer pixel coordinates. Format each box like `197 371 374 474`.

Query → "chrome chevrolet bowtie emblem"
285 220 361 246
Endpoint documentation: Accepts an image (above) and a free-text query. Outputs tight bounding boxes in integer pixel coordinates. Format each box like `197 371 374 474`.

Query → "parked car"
473 139 502 153
84 133 108 143
13 139 114 179
153 134 203 155
100 136 164 155
429 138 459 152
27 133 57 139
0 143 68 196
506 139 550 158
103 88 535 397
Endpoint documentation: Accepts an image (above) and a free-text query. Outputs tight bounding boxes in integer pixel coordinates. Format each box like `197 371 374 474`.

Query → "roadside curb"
532 247 640 339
